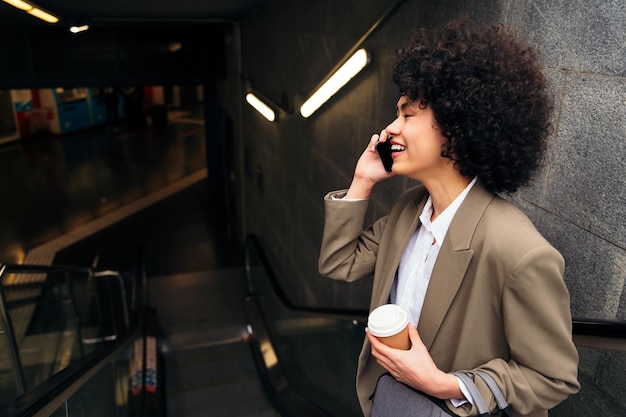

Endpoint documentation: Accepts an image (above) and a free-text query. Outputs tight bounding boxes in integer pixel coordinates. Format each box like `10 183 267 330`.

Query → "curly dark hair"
392 19 552 194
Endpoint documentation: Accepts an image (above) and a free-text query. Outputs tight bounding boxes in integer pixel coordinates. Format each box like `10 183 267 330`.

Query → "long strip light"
2 0 59 24
300 48 370 118
246 93 276 122
27 7 58 23
3 0 31 10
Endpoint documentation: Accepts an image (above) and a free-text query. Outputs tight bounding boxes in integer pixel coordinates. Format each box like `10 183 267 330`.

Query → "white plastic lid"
367 304 409 337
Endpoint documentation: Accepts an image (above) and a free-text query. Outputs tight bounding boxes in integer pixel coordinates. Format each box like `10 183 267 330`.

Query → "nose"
385 117 401 137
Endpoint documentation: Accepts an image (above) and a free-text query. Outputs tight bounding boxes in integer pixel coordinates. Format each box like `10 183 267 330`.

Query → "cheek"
409 142 446 166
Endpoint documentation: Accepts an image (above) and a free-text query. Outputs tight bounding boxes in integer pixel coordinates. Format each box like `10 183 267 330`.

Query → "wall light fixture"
27 6 58 23
70 25 90 34
3 0 31 10
300 48 370 118
2 0 59 23
246 93 276 122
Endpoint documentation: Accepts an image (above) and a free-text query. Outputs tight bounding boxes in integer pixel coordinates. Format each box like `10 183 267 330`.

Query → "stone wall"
218 0 625 321
502 0 626 320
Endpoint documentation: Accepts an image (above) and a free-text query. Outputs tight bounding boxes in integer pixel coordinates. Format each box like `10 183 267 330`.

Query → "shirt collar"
418 177 478 246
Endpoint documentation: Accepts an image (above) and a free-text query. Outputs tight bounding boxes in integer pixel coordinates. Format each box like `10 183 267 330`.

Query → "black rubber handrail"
0 264 132 297
245 234 626 339
0 248 151 417
572 319 626 339
1 330 133 417
245 234 368 320
0 263 92 275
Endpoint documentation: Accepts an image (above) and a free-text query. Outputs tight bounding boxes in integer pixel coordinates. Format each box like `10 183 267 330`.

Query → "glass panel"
0 318 19 409
46 343 132 417
269 308 364 416
69 275 103 355
49 402 67 417
11 276 83 391
0 261 140 414
246 243 365 416
65 345 132 417
0 268 106 396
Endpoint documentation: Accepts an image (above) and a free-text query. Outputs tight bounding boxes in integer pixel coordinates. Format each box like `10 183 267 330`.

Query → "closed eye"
394 110 413 118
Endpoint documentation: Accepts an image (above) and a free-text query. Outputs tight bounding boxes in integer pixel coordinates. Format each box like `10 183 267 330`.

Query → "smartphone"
375 139 393 172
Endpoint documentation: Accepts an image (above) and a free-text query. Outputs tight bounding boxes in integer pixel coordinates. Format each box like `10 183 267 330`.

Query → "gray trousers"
371 374 453 417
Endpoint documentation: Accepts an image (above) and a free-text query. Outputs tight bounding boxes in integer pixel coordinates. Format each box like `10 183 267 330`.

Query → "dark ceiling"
0 0 266 27
0 0 268 88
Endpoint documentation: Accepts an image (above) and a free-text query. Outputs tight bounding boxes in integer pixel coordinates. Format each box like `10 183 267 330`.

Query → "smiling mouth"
391 144 406 152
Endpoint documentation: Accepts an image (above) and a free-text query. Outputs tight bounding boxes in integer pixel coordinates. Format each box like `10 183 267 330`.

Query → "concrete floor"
0 105 236 272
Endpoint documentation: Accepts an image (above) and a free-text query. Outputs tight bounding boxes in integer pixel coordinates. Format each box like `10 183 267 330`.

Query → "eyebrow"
395 100 415 114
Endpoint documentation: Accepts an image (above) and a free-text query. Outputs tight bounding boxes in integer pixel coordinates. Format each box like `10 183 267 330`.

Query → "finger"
366 330 391 358
408 325 423 347
369 133 379 151
366 328 381 347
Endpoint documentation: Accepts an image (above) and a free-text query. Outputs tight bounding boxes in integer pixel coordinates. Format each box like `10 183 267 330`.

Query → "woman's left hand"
366 325 463 400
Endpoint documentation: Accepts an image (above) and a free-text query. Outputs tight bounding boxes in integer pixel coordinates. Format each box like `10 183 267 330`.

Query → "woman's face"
384 96 450 181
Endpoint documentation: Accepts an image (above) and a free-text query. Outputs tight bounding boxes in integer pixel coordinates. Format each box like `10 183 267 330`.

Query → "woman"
318 20 579 417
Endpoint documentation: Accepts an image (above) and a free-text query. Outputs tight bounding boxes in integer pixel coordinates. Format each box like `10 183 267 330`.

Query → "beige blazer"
319 182 579 417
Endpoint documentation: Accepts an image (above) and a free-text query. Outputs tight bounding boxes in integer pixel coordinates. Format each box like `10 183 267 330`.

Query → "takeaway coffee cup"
367 304 411 350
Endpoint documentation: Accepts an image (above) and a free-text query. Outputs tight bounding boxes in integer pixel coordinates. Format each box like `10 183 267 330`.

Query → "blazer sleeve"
318 190 388 282
499 245 579 413
452 245 580 416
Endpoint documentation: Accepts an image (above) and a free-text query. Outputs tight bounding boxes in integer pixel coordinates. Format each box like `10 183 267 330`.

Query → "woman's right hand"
345 131 395 199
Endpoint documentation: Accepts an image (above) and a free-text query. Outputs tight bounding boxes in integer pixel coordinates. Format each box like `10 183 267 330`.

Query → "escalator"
0 256 163 417
243 235 626 417
1 235 625 416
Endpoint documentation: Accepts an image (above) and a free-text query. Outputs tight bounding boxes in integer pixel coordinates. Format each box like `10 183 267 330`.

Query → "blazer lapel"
371 193 427 308
418 182 495 349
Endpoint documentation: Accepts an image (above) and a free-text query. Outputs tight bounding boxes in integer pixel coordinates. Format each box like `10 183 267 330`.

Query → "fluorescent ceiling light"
28 7 58 23
300 48 370 118
2 0 59 23
2 0 32 11
246 93 276 122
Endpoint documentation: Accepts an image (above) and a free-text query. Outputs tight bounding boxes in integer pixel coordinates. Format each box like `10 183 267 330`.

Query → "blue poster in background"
12 90 33 112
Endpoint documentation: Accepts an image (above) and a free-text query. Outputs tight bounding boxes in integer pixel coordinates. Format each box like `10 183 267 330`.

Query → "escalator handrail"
0 263 93 275
244 234 626 340
1 265 134 328
94 270 132 330
245 234 368 320
571 319 626 339
0 259 146 416
1 268 128 290
4 328 137 417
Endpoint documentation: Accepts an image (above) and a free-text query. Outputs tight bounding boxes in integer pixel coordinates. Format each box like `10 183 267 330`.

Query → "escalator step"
163 341 280 417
